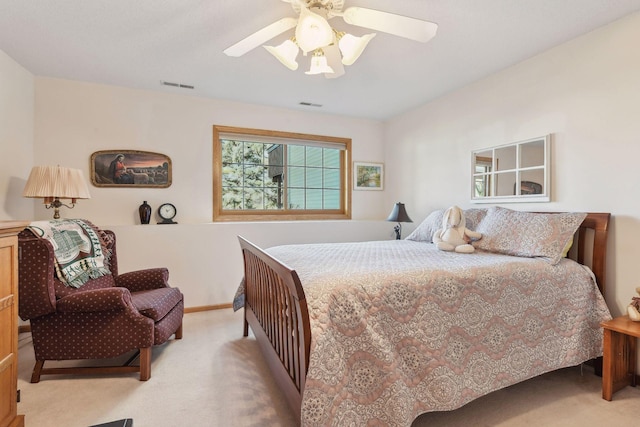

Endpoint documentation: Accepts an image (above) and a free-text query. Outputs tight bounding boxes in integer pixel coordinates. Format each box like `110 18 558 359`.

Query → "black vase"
139 201 151 224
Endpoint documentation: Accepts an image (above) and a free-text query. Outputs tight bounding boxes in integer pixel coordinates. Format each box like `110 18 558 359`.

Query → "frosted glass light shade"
23 165 91 200
264 39 299 70
339 33 376 66
295 7 334 53
305 54 334 75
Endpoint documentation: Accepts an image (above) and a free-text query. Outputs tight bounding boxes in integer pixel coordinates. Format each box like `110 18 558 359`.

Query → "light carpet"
16 309 639 426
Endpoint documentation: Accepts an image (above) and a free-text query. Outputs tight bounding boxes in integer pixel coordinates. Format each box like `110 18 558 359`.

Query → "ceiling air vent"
299 102 322 107
160 81 194 89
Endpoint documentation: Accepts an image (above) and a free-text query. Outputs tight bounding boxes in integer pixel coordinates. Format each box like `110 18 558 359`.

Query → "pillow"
405 208 487 242
561 238 574 258
405 209 444 242
472 206 586 265
463 208 488 231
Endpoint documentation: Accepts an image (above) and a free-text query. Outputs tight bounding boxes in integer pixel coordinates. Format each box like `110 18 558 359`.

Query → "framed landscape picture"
354 162 384 190
90 150 172 188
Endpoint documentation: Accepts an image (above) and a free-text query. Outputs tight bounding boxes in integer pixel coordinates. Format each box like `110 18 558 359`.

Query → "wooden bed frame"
238 212 611 421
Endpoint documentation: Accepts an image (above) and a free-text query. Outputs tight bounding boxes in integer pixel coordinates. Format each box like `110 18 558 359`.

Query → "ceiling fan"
223 0 438 78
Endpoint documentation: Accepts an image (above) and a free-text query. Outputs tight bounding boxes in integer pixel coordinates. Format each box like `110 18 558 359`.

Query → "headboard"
570 212 610 296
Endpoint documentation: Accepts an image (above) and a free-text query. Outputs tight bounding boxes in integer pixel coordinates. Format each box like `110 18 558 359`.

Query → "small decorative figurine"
628 287 640 321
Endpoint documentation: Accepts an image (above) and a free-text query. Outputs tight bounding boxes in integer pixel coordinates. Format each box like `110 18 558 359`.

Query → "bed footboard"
238 236 311 420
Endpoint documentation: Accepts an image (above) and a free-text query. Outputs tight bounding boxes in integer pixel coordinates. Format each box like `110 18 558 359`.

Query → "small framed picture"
90 150 172 188
354 162 384 190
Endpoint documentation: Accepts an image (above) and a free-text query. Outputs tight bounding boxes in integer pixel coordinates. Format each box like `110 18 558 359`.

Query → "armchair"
18 224 184 382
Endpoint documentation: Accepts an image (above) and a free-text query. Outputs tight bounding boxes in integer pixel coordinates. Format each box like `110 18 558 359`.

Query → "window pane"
244 165 264 187
306 189 322 209
288 188 305 209
288 166 305 188
306 147 322 167
222 187 243 210
324 169 340 189
244 143 266 165
324 149 340 168
222 163 242 187
265 174 279 188
306 168 322 188
244 188 264 209
264 187 280 209
267 144 284 181
289 145 305 166
323 190 340 209
221 139 243 163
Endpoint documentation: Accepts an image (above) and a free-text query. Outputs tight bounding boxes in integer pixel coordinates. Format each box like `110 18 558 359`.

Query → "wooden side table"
601 315 639 400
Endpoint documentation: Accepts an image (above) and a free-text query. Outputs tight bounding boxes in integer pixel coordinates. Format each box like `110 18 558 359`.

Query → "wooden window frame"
213 125 352 222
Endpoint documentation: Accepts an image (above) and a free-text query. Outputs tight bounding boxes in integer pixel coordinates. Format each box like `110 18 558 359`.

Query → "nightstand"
601 315 639 400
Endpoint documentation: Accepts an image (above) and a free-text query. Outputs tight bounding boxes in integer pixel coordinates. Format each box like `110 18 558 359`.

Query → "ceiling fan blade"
340 7 437 43
223 17 297 57
323 44 345 79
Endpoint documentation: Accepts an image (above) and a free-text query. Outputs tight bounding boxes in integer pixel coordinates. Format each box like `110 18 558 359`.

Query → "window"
213 125 352 221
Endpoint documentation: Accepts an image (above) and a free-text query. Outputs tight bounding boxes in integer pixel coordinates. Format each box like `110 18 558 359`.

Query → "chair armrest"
115 268 170 292
18 236 57 320
56 288 135 313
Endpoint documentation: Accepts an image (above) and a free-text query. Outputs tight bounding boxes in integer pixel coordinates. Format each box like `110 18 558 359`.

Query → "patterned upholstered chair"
18 225 184 382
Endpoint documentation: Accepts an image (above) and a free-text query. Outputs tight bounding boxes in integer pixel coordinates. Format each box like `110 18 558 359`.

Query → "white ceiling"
1 0 639 120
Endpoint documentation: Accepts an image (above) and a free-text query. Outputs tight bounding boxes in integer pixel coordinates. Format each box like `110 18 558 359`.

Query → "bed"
236 208 612 426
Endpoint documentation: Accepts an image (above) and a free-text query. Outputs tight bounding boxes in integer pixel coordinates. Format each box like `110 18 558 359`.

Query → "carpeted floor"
16 309 639 427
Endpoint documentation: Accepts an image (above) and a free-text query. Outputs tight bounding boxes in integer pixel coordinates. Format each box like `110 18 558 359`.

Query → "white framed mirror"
471 135 551 203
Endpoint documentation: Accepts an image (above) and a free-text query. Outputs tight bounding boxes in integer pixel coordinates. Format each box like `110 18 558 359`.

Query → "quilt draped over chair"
18 219 184 382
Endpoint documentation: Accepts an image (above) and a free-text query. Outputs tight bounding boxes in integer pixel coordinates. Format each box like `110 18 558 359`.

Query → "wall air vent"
160 81 195 89
299 102 322 107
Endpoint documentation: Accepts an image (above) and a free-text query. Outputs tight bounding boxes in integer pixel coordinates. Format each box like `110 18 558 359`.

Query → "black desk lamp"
386 202 413 240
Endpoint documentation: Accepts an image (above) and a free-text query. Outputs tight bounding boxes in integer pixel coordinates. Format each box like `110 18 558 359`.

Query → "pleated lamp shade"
23 165 91 200
23 165 90 218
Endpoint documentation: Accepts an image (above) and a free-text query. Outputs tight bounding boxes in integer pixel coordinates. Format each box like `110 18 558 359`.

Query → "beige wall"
26 77 390 307
33 78 388 225
386 12 640 319
0 50 34 220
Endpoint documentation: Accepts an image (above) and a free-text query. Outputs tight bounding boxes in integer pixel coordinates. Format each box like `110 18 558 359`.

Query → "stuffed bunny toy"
433 206 482 253
628 287 640 321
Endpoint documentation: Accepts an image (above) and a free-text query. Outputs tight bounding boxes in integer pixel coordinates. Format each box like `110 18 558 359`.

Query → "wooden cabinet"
0 222 26 427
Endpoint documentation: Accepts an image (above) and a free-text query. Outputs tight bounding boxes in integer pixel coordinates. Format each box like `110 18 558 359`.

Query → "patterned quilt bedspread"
261 240 611 426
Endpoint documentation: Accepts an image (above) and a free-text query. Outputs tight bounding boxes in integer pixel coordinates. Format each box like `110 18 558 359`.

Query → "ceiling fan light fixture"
224 1 438 78
305 50 334 75
338 32 376 66
295 6 334 53
264 39 300 70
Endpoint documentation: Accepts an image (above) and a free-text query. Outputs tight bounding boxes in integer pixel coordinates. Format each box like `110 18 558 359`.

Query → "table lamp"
386 202 412 240
23 165 91 219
